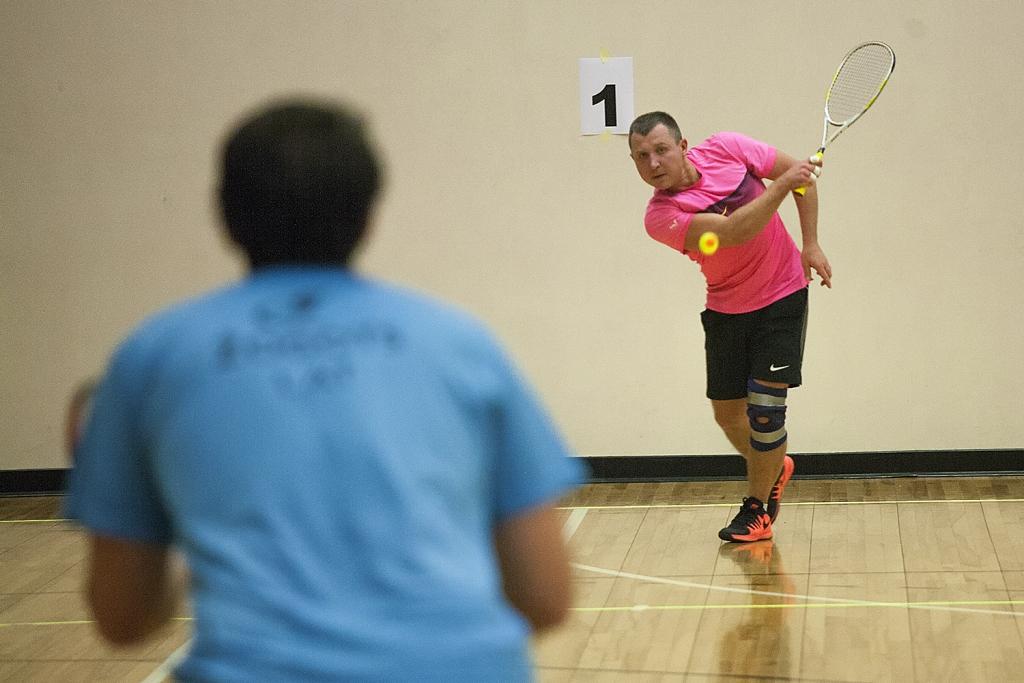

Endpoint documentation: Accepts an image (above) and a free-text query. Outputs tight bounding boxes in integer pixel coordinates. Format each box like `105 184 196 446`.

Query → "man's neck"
672 160 701 192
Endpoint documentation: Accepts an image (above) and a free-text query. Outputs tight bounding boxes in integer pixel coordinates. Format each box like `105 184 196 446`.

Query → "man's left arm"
767 150 833 288
67 341 185 646
87 534 187 645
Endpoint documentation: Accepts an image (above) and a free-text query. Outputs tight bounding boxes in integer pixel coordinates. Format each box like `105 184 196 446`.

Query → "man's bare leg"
711 397 785 503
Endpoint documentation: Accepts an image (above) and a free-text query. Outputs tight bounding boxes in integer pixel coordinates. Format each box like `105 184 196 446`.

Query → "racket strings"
826 44 894 124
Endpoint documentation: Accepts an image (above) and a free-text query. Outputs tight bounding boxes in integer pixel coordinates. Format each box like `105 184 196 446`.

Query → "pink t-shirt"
643 132 806 314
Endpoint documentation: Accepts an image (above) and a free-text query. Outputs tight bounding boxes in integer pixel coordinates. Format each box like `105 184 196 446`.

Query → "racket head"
824 42 896 126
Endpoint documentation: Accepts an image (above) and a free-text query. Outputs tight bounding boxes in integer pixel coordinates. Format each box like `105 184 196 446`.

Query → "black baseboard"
1 469 67 496
582 449 1024 483
3 450 1023 495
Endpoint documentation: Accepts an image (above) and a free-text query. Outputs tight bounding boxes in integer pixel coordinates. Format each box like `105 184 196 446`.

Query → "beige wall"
3 1 1023 470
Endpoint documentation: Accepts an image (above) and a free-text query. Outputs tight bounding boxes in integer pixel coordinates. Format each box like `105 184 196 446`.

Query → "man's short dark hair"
219 98 383 268
628 111 682 147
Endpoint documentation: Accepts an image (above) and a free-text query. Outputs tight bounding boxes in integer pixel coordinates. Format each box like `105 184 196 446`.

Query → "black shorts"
700 287 808 400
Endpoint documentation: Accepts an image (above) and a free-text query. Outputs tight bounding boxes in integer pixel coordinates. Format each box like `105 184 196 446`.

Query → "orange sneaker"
718 497 773 543
767 455 794 523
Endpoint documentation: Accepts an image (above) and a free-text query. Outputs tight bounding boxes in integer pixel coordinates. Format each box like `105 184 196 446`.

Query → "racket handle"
793 151 824 196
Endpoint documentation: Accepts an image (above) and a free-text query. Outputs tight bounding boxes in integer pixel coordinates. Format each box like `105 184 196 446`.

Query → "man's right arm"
681 159 820 250
494 502 572 633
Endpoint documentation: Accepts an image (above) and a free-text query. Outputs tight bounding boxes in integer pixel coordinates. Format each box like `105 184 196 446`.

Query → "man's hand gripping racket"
794 41 896 195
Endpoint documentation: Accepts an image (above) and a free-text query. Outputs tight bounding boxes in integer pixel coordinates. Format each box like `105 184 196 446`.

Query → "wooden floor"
5 476 1024 681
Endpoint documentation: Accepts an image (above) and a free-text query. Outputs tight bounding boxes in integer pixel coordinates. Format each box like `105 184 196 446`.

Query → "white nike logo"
769 364 790 372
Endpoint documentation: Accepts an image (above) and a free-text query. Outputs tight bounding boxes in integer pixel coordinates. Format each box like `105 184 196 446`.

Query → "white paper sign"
579 57 634 135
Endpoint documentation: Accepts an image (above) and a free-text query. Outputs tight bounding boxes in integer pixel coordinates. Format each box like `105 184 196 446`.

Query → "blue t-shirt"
66 266 583 682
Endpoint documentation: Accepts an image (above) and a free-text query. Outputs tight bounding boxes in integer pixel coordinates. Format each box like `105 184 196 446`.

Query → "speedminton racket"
794 41 895 195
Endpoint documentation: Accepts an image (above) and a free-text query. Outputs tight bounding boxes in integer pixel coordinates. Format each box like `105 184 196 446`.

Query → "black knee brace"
747 378 787 452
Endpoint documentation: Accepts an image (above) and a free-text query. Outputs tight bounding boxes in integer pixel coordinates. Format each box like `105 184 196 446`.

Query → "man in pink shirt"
628 111 831 543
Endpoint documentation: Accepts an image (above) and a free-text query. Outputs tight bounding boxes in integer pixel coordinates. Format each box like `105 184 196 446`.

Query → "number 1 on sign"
592 84 617 127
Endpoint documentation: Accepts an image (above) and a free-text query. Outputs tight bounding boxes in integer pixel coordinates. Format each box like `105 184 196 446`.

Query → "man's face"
629 124 688 192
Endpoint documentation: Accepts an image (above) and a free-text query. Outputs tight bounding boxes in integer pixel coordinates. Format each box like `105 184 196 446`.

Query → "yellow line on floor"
0 617 192 628
572 599 1024 613
558 498 1024 511
0 518 69 524
573 563 1024 619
